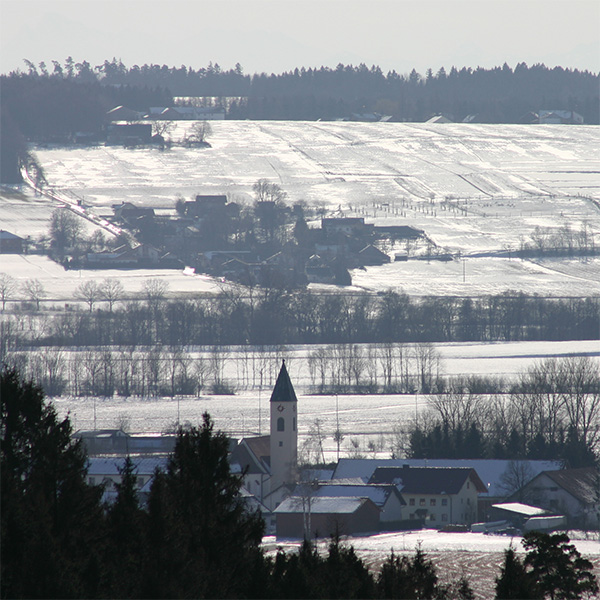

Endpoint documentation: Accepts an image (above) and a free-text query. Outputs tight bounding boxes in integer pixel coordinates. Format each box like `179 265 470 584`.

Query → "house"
509 467 600 529
322 217 369 237
106 105 144 122
112 202 155 222
75 429 176 456
311 482 405 524
86 243 162 268
368 465 487 526
374 225 424 240
86 455 169 503
539 110 584 125
358 244 391 266
305 255 336 284
230 435 271 501
274 496 380 539
426 114 453 124
106 123 152 145
0 230 24 253
185 195 228 218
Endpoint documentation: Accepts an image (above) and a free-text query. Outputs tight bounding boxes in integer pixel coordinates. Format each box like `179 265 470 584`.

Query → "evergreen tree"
495 547 541 599
142 413 265 598
104 456 146 597
522 532 598 600
1 367 105 598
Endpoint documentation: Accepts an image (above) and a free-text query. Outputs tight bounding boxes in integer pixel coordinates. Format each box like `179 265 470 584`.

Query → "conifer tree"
1 367 105 598
495 547 541 599
522 532 598 600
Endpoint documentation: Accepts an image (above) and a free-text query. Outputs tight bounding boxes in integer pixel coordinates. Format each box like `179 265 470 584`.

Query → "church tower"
269 360 298 491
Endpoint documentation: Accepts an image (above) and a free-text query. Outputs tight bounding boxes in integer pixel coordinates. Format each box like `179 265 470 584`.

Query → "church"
229 360 299 512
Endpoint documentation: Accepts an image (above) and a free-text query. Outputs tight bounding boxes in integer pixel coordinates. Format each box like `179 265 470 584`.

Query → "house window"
467 482 470 489
441 499 448 506
277 417 285 432
430 499 436 506
409 498 415 506
442 514 448 522
137 477 144 487
429 514 436 521
89 477 96 485
409 513 415 520
279 441 283 447
419 498 426 506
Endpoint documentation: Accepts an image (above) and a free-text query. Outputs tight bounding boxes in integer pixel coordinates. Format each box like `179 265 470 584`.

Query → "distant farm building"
426 114 453 124
274 496 381 538
0 230 24 253
539 110 584 125
106 123 152 145
106 105 145 121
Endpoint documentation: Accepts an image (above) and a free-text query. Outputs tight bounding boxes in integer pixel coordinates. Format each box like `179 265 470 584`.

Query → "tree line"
11 57 600 124
1 285 597 349
406 356 600 469
2 58 599 183
2 368 597 599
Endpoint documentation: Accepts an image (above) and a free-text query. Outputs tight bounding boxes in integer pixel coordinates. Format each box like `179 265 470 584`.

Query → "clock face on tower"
277 404 285 412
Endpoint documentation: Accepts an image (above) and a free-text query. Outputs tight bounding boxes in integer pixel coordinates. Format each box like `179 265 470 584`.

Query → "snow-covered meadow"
262 530 600 600
52 339 600 455
5 121 597 297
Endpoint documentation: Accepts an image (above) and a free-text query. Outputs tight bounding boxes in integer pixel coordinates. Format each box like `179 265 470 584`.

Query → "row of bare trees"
2 344 293 398
1 285 598 346
307 342 442 393
409 356 600 466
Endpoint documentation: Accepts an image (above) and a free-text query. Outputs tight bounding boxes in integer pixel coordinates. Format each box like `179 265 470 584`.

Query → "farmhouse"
368 465 487 526
509 467 600 529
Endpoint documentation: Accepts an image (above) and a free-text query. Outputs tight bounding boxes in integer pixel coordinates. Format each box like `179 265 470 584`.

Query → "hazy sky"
1 0 598 76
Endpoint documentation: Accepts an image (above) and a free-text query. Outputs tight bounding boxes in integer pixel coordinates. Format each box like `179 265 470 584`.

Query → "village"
76 361 599 541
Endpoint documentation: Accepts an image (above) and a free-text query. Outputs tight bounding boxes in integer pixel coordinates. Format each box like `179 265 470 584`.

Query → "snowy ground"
262 530 600 600
3 121 597 297
52 339 599 458
0 253 231 302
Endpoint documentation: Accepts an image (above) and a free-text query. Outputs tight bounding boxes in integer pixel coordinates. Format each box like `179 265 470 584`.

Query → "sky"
1 0 599 76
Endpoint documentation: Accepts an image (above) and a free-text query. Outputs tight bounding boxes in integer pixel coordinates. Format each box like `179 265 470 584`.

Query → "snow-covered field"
3 121 597 297
262 530 600 600
52 339 599 456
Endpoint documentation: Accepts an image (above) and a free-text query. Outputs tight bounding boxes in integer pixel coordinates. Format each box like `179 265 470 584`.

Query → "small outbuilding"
274 496 380 539
0 230 24 253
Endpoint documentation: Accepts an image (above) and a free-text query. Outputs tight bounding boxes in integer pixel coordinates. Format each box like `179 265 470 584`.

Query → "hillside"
11 120 598 297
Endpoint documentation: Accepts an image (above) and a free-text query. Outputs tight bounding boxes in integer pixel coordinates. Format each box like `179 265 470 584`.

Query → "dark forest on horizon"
2 58 598 182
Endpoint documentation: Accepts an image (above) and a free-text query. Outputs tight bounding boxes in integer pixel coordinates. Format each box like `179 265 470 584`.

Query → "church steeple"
269 360 298 491
270 359 297 404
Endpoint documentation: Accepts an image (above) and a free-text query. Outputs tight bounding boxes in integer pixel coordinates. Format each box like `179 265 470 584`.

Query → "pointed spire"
270 360 297 403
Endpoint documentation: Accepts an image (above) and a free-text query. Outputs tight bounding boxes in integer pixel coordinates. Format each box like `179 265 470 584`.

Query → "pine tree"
495 547 541 599
522 532 599 600
1 367 105 598
143 413 265 598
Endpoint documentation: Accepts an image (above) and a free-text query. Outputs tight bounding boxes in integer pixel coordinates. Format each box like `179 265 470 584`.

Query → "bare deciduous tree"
0 273 17 310
74 280 101 312
100 278 125 312
22 279 46 311
50 208 83 254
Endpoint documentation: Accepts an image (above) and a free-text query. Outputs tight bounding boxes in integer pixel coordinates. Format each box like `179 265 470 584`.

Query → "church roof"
270 360 297 403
